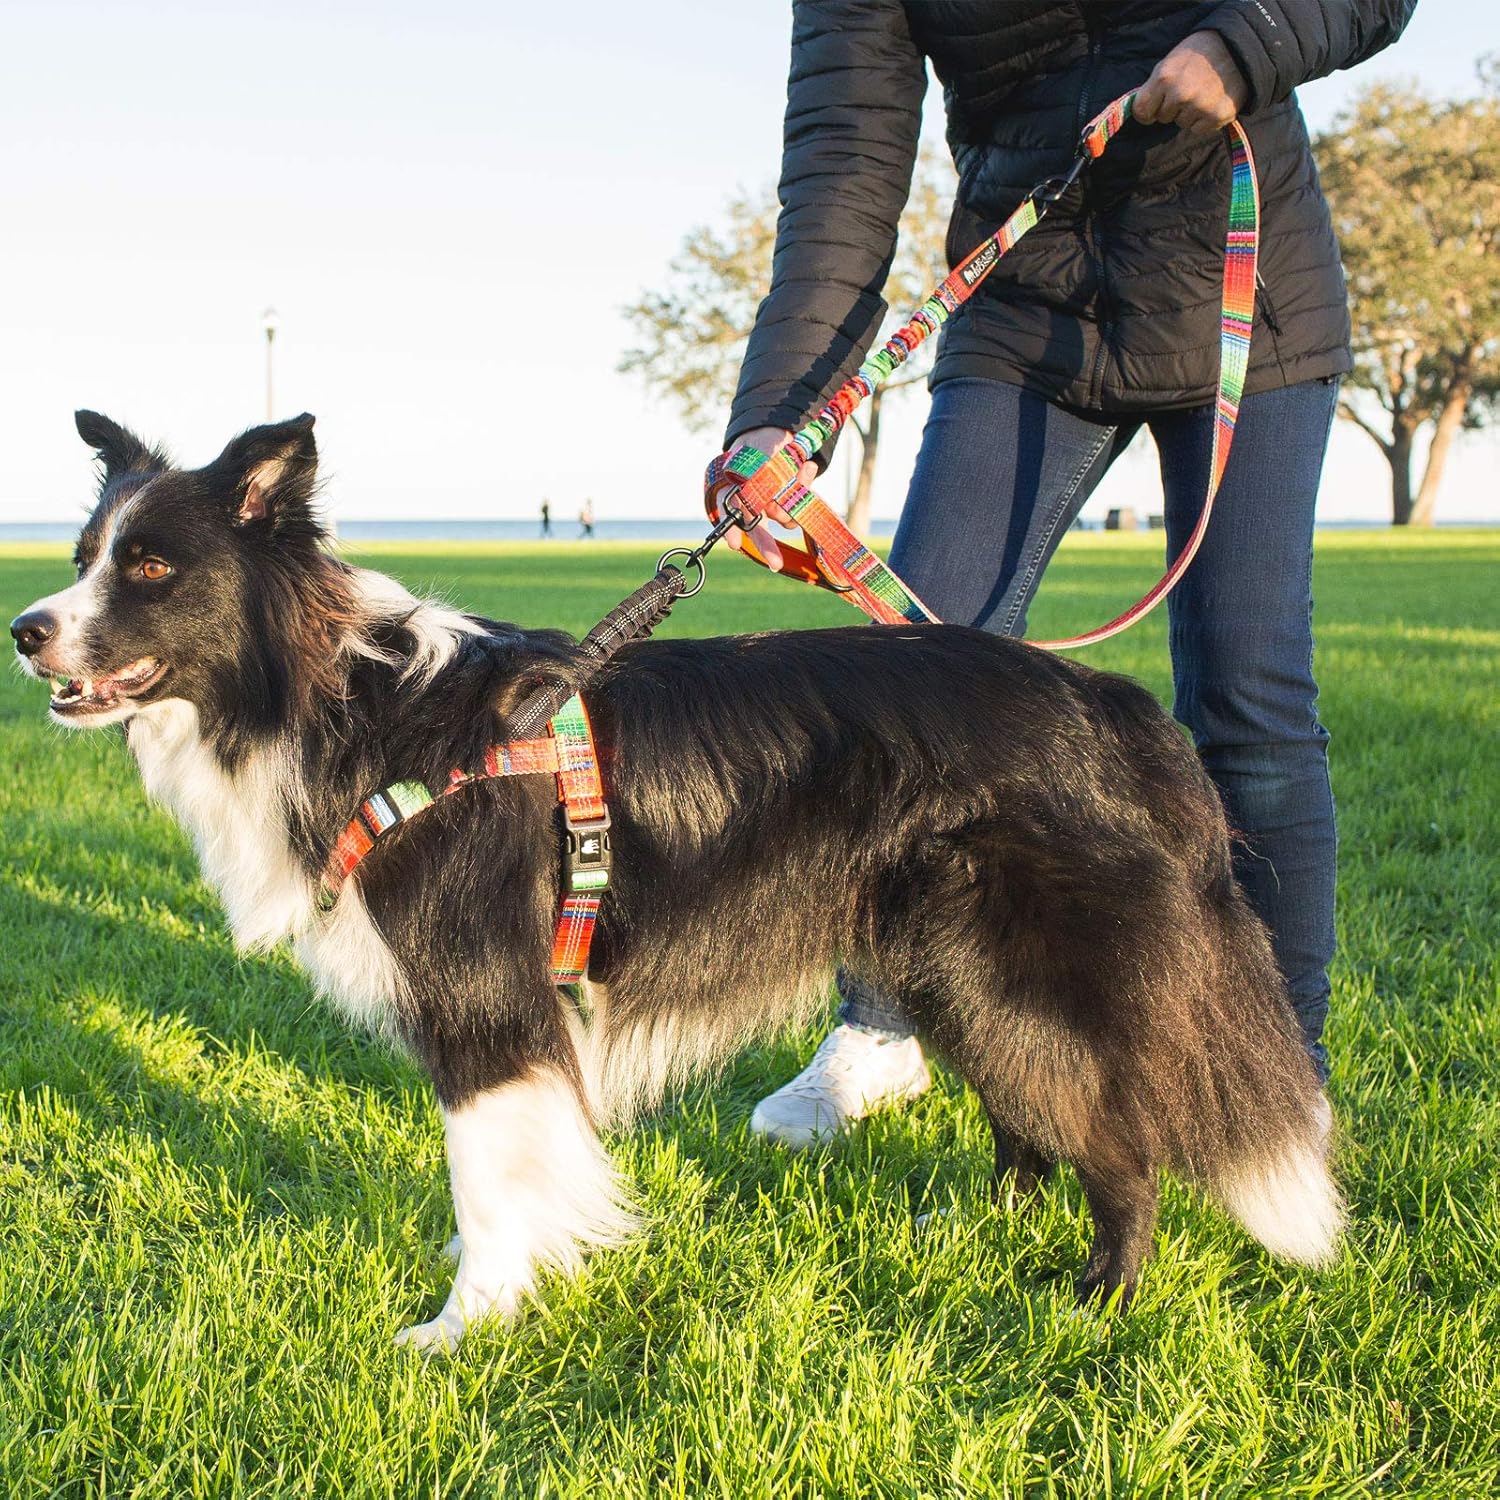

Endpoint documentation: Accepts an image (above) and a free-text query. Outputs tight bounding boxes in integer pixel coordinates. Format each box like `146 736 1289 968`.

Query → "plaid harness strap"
317 693 610 985
705 90 1260 652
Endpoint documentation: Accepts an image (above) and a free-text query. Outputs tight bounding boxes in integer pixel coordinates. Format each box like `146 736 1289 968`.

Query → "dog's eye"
140 558 173 581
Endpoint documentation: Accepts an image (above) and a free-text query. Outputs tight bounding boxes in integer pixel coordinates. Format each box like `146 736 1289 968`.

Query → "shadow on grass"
1 858 439 1234
10 794 1428 1357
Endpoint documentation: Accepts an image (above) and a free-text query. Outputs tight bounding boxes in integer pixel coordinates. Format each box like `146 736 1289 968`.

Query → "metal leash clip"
659 487 764 598
1028 150 1090 210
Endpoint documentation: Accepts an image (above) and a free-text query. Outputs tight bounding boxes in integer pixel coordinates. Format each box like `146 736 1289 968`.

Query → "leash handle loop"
706 89 1262 652
1031 108 1258 649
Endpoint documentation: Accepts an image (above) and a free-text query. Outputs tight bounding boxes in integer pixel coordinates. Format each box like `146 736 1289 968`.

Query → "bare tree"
1315 67 1500 525
619 143 956 535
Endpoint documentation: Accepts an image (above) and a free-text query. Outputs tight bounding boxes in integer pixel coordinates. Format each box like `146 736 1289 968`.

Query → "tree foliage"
617 192 779 436
1314 67 1500 524
619 144 955 531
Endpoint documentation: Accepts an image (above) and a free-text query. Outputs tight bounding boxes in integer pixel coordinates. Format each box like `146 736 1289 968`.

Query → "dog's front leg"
396 1066 634 1352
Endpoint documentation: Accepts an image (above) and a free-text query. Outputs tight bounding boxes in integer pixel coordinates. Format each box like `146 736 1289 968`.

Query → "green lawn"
2 531 1497 1497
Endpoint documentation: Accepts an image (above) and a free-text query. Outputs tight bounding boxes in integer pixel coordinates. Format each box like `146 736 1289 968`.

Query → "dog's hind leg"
984 1107 1056 1210
1072 1146 1160 1308
395 1066 635 1352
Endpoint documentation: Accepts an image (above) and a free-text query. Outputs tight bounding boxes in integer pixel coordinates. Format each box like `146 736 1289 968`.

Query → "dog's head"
11 411 329 732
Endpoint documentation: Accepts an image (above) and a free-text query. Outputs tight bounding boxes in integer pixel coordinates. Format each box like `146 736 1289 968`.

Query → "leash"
704 90 1261 649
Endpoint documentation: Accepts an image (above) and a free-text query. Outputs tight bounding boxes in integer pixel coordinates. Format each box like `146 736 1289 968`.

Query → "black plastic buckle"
1028 151 1089 209
563 807 612 893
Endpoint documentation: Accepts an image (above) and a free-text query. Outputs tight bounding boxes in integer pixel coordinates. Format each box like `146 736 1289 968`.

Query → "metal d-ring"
656 547 708 598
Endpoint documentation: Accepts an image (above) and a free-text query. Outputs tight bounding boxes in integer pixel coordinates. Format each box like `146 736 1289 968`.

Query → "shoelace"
773 1030 885 1102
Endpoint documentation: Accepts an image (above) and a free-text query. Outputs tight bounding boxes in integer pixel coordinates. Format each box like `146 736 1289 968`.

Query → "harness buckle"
563 807 612 892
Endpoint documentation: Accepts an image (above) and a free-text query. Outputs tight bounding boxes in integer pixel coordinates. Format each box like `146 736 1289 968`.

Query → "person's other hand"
1133 31 1249 136
719 427 818 572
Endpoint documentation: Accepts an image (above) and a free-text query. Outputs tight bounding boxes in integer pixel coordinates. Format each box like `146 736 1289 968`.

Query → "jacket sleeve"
1203 0 1418 115
724 0 926 450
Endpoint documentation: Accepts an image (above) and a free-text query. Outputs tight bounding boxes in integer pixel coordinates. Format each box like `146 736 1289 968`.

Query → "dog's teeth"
81 678 94 697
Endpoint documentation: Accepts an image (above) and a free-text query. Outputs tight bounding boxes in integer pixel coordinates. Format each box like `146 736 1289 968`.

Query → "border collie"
12 413 1342 1349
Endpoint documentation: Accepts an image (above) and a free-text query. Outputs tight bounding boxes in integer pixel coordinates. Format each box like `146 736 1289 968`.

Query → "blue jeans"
838 376 1340 1083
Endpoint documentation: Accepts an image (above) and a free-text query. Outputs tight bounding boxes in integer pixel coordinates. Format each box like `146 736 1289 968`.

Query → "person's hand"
719 426 818 572
1133 31 1249 136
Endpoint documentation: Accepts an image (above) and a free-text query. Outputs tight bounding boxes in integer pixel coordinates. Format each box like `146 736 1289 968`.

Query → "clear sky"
2 1 1494 529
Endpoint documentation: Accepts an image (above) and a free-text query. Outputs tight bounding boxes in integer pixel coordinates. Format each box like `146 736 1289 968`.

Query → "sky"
2 0 1495 530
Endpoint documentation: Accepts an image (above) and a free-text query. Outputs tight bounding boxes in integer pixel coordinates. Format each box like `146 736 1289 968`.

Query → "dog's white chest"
126 699 401 1034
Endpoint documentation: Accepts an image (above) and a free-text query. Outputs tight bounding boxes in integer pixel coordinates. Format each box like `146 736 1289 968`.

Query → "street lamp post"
261 307 279 421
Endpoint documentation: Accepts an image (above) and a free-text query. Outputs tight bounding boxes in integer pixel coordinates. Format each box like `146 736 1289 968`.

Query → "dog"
12 412 1342 1349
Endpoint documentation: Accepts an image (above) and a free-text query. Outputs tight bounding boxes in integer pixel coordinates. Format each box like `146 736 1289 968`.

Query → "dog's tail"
1212 1126 1343 1266
1078 666 1344 1268
1188 878 1345 1268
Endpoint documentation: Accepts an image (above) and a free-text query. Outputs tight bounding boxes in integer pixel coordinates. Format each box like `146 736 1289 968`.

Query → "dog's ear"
75 410 170 489
207 413 318 527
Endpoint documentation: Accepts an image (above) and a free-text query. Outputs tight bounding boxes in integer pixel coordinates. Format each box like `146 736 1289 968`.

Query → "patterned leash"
705 90 1261 649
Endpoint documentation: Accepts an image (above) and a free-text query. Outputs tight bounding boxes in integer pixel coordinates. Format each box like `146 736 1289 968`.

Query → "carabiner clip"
1029 151 1089 209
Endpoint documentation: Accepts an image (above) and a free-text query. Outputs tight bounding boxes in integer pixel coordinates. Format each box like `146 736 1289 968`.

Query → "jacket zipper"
1077 12 1110 407
1254 268 1289 383
1255 271 1284 335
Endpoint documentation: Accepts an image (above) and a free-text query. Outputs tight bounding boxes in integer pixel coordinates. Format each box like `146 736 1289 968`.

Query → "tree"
619 143 956 535
1314 67 1500 525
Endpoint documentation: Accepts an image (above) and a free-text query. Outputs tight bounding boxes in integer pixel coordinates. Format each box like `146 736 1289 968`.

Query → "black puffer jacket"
727 0 1415 442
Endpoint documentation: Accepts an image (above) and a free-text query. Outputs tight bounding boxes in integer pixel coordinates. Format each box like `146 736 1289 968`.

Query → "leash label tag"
960 241 999 287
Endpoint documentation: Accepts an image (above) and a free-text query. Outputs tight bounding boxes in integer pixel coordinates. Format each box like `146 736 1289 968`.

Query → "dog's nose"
10 610 58 657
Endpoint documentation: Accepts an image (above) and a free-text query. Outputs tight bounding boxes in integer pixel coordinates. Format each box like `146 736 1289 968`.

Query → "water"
0 517 896 544
0 517 1491 544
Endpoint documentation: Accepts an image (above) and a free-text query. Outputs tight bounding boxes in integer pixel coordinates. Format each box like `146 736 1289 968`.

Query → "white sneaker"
750 1024 932 1148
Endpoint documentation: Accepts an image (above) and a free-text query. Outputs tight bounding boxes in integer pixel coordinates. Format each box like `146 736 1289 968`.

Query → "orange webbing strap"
546 693 611 983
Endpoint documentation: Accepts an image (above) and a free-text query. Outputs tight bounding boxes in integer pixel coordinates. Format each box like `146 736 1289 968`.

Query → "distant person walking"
579 499 595 539
540 499 552 538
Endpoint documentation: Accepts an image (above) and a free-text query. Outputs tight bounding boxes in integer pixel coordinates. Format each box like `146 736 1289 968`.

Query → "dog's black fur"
14 414 1340 1339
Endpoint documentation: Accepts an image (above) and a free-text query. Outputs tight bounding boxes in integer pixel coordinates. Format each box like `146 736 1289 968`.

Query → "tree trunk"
846 389 882 538
1389 422 1416 526
1410 372 1473 529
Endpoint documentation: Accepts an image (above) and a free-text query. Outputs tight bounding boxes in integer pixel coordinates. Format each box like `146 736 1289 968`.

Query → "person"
725 0 1415 1148
579 498 595 539
540 498 552 538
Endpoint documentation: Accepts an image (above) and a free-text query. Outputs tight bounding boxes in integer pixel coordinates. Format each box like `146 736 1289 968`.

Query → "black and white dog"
12 413 1342 1348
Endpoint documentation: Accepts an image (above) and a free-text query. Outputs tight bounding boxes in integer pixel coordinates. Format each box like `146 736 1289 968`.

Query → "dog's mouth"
49 657 169 717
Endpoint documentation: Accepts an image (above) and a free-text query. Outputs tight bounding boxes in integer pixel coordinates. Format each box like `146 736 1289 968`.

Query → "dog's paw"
394 1317 463 1355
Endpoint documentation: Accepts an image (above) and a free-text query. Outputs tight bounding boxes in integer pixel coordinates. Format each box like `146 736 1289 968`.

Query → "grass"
1 529 1497 1497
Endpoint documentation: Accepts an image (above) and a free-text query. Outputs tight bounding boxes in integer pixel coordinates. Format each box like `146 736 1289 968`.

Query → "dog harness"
705 89 1260 650
317 694 611 984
